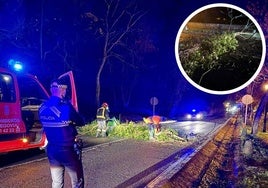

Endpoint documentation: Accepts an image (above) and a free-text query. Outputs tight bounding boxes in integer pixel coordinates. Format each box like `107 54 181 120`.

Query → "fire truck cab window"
17 75 48 107
0 73 16 102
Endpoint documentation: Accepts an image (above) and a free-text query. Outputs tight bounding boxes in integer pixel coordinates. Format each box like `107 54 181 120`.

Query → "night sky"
0 0 265 121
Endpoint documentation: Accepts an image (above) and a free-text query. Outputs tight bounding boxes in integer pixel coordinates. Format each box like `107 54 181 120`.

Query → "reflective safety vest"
96 107 106 120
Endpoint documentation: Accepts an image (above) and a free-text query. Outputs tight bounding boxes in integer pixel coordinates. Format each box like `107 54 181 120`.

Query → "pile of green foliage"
156 128 185 142
180 32 238 84
78 120 185 142
108 122 149 140
78 120 98 136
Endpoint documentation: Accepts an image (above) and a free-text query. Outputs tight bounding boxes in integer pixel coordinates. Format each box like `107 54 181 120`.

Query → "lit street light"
263 83 268 92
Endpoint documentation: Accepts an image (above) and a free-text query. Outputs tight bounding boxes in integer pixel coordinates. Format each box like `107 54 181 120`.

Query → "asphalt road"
0 148 46 168
0 119 226 188
0 136 112 169
0 138 190 188
163 119 224 139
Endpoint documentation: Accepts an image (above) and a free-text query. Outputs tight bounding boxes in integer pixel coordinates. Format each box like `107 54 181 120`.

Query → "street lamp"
224 101 230 112
262 82 268 92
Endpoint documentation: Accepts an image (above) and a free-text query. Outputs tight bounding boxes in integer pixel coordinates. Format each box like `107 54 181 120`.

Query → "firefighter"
96 102 110 137
39 79 85 188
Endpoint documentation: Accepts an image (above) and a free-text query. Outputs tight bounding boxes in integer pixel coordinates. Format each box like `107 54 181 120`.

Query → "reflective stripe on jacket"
39 96 84 147
96 107 108 120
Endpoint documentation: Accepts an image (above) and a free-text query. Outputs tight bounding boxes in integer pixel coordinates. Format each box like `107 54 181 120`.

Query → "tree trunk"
96 56 107 107
252 93 268 135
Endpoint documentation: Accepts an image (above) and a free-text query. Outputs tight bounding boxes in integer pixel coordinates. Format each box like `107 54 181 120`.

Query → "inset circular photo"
175 3 266 95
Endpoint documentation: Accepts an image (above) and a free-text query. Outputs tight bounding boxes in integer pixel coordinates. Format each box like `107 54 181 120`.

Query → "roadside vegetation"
78 119 186 142
234 119 268 187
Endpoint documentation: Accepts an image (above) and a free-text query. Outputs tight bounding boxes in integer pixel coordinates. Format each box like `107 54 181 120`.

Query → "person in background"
96 102 110 137
143 115 162 140
143 117 155 140
152 115 161 133
39 79 85 188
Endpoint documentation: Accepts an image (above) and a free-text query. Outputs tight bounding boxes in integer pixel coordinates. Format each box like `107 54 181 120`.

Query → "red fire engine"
0 65 78 153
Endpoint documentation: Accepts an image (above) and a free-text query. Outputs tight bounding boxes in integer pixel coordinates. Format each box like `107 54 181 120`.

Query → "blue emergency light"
8 59 23 72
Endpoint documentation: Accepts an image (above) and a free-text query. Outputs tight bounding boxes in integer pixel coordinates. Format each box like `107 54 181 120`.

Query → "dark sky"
0 0 260 120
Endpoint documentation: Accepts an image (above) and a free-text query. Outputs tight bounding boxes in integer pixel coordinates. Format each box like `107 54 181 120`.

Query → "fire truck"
0 65 78 153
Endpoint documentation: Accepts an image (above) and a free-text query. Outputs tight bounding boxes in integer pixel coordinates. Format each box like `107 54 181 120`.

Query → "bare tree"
0 0 31 57
84 0 146 106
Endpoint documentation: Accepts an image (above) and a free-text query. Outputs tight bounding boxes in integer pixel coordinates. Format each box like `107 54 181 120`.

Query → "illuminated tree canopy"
179 7 263 91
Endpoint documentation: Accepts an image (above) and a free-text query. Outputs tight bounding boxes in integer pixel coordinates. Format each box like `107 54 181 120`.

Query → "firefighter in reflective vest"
96 102 110 137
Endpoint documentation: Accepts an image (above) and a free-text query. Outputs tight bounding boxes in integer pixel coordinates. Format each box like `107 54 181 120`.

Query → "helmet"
102 102 108 108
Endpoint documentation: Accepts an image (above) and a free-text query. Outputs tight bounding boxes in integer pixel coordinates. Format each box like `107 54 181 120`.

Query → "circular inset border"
175 3 266 95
